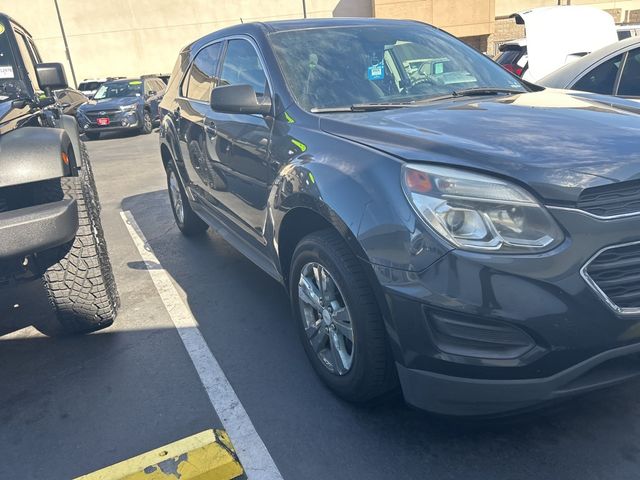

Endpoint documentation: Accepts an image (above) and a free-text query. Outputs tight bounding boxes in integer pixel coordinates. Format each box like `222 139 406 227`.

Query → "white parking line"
120 210 284 480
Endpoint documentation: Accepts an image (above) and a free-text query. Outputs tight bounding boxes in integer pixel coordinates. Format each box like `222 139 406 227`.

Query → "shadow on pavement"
0 325 219 479
121 188 640 480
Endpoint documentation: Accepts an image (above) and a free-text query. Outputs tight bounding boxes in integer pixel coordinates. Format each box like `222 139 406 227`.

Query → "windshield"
269 25 526 111
0 22 29 102
94 80 142 100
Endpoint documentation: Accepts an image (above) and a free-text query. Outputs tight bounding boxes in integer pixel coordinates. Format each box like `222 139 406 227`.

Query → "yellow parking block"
75 429 243 480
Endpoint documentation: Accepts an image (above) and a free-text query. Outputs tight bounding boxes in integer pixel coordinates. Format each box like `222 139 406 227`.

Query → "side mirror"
35 63 68 90
210 84 271 115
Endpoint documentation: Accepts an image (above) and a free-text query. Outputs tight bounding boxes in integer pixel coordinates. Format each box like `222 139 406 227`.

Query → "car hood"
319 90 640 205
514 6 617 82
80 96 141 111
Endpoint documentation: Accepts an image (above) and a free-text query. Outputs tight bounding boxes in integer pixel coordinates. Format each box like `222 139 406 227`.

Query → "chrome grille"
583 242 640 314
577 180 640 218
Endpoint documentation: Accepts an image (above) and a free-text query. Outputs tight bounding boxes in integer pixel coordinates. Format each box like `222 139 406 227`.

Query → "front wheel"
35 148 119 335
140 110 153 134
290 229 397 402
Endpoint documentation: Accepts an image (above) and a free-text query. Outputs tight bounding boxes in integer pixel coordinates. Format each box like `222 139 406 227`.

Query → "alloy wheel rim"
144 113 152 131
169 171 184 224
298 262 354 375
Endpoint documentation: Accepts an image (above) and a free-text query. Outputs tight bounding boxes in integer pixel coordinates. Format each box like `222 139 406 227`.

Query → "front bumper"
78 110 140 133
375 207 640 415
397 344 640 416
0 199 78 259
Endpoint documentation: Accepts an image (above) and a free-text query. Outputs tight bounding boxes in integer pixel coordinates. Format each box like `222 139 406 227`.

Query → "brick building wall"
488 17 525 55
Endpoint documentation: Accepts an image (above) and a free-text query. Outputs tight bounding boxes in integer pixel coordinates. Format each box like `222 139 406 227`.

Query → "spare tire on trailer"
35 143 119 335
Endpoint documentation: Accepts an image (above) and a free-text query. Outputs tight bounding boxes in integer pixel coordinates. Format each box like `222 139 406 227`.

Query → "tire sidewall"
290 235 377 399
167 167 186 230
141 110 152 134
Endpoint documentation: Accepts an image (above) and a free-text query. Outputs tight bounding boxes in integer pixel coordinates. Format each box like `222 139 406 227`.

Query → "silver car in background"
539 36 640 99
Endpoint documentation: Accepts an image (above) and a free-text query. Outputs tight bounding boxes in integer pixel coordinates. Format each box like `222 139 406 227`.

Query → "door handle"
204 120 217 138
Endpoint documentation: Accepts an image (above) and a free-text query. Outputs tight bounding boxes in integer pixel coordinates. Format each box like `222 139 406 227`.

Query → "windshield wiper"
421 87 526 104
310 102 416 113
451 87 525 97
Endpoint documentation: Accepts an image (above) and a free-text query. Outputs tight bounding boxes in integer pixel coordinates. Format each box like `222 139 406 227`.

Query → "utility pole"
53 0 78 88
302 0 307 18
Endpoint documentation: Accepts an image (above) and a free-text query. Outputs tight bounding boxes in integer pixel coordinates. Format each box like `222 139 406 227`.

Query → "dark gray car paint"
159 18 640 415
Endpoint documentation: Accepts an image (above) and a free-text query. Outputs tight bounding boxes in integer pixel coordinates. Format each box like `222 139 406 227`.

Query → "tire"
85 132 100 141
35 145 119 335
140 110 153 135
167 166 208 236
290 229 397 403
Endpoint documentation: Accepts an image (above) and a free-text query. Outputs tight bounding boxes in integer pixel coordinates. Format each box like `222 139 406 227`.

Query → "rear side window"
495 48 524 66
573 54 623 95
184 42 222 102
617 48 640 97
218 39 268 97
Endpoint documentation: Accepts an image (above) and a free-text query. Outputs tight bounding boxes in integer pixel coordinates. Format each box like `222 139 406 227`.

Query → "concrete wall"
0 0 372 87
372 0 495 37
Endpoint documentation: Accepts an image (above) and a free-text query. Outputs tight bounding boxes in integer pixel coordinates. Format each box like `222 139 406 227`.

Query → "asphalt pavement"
3 130 640 479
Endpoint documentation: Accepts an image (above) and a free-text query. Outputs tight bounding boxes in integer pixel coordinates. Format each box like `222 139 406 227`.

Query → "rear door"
176 41 224 203
615 47 640 99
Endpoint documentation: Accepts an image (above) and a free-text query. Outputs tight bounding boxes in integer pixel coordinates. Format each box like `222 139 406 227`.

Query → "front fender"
0 127 73 188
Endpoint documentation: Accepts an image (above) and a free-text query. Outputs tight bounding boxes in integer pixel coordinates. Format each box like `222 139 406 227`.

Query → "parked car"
53 87 89 116
160 18 640 416
495 6 617 81
539 36 640 98
77 76 165 140
0 13 118 334
143 73 171 84
78 77 122 99
617 24 640 40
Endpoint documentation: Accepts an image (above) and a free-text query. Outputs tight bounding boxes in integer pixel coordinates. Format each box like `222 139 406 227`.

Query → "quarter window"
218 39 268 96
573 54 623 95
617 48 640 97
184 42 222 102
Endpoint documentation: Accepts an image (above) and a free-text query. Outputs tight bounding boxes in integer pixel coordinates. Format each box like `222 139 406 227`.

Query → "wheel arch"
276 199 372 289
0 127 75 188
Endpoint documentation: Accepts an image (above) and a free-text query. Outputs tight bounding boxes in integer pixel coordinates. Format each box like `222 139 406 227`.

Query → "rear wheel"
290 229 397 402
35 145 119 335
167 166 208 236
141 110 153 134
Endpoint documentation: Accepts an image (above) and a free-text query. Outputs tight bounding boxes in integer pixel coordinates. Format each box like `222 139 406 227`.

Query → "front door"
203 38 273 246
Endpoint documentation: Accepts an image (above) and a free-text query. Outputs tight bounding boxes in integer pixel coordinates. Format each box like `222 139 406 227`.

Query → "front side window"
0 24 28 101
269 25 526 111
94 80 143 100
617 48 640 97
218 39 268 97
185 42 222 102
573 54 623 95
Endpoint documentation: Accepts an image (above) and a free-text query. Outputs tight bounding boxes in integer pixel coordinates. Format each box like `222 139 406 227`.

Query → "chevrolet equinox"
159 19 640 415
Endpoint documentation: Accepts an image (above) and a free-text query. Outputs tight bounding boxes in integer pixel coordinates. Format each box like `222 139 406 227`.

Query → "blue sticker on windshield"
367 62 384 81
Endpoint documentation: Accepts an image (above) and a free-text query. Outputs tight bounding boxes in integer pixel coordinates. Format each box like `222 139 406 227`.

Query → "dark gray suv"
159 18 640 416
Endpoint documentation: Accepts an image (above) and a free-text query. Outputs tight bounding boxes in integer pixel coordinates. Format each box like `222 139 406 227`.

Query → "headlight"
120 104 137 112
402 164 564 253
